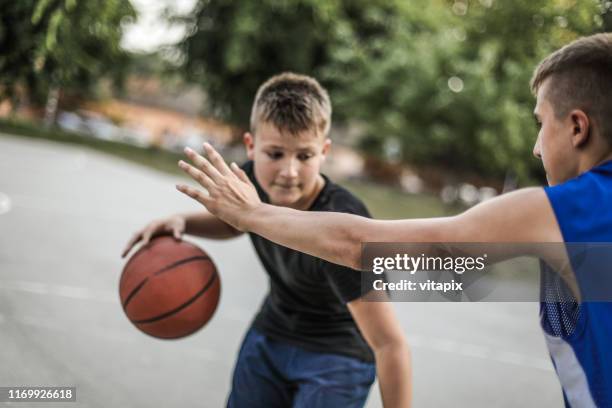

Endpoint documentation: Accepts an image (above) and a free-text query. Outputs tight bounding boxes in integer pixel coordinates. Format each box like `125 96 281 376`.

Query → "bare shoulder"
352 187 562 245
454 187 563 243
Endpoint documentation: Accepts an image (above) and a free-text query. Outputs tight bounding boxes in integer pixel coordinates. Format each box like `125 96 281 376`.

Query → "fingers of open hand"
183 147 223 181
230 162 251 184
179 159 215 190
176 184 212 208
202 143 232 176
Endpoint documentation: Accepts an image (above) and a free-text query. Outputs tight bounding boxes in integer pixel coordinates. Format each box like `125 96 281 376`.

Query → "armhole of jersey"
543 186 569 243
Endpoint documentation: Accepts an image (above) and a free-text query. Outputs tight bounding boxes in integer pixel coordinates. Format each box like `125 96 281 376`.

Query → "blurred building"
84 99 234 151
0 76 236 152
85 76 235 150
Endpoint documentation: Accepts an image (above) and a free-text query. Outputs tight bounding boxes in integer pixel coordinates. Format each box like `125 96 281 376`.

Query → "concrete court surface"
0 133 564 407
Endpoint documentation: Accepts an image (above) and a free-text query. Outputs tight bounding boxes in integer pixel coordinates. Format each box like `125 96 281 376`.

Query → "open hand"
176 143 262 231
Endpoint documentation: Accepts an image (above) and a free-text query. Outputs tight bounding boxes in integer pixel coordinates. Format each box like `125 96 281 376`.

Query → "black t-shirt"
241 161 375 363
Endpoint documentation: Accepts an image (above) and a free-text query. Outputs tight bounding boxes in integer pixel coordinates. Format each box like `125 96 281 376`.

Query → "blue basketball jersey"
542 160 612 407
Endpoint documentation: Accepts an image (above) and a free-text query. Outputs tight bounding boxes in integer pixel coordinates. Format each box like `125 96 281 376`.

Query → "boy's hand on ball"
121 215 186 258
177 143 262 232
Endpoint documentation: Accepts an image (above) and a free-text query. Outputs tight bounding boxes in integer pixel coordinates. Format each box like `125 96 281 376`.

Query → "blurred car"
119 126 151 147
57 111 87 133
82 115 121 141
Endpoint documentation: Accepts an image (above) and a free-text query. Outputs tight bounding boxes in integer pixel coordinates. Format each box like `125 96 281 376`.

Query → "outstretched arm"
176 144 562 271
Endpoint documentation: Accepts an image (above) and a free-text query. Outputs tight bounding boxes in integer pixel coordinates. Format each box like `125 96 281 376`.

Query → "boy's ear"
244 132 255 160
570 110 590 148
320 138 332 161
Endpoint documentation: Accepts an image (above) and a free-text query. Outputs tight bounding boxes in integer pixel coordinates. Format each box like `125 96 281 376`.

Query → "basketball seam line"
120 239 204 286
131 269 218 325
121 239 184 279
122 255 211 309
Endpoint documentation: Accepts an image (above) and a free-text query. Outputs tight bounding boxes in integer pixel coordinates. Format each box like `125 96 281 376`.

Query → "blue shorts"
227 328 376 408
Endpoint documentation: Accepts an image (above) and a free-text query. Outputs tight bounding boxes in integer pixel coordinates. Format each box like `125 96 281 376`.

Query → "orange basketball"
119 236 220 339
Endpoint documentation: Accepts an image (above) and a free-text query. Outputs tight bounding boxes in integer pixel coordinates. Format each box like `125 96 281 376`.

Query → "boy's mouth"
273 183 301 189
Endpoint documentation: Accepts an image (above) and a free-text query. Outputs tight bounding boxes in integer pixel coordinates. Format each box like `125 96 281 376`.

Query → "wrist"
237 203 266 232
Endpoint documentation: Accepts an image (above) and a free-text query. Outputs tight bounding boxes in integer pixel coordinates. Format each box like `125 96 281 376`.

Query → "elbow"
334 238 361 271
331 215 373 270
346 243 362 271
372 335 412 375
372 332 410 356
341 220 365 271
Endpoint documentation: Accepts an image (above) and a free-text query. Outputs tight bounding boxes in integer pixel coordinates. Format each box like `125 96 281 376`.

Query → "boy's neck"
579 148 612 175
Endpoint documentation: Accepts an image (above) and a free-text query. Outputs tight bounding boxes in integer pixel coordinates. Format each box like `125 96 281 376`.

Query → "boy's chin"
268 193 304 208
270 197 300 207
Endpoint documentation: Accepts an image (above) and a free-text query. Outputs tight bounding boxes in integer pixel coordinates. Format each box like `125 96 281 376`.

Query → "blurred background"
2 0 611 202
1 1 611 407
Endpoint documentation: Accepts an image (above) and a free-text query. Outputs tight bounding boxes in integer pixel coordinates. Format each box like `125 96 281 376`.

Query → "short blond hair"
250 72 332 137
531 33 612 143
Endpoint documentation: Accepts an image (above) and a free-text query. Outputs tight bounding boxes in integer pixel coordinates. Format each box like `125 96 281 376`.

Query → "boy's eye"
297 153 314 161
267 151 283 160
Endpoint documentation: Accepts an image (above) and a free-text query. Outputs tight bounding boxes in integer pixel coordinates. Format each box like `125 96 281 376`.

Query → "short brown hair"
250 72 332 137
530 33 612 144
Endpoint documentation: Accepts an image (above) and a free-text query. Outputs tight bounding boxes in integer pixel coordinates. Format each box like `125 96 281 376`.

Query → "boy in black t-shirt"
123 73 411 408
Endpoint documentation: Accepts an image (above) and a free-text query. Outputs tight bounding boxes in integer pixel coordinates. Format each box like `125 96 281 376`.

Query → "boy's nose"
533 138 542 159
280 158 299 178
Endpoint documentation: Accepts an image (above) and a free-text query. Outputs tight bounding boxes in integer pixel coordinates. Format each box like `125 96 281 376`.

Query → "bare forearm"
243 204 454 270
183 211 242 239
348 300 411 408
375 343 412 408
244 204 366 269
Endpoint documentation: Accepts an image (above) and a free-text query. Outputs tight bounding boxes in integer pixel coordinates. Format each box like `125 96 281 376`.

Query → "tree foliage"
180 0 608 182
0 0 136 106
180 0 400 124
324 0 605 180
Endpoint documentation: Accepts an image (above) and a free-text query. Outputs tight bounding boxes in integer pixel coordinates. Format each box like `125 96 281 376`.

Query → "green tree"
0 0 136 115
327 0 604 181
178 0 607 182
180 0 402 126
602 0 612 30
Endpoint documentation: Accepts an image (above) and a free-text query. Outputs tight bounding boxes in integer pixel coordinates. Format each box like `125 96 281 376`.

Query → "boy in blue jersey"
176 33 612 406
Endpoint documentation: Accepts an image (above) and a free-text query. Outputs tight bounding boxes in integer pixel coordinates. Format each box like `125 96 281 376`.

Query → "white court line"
0 312 219 362
409 334 553 372
0 280 117 303
4 192 136 223
0 280 553 371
